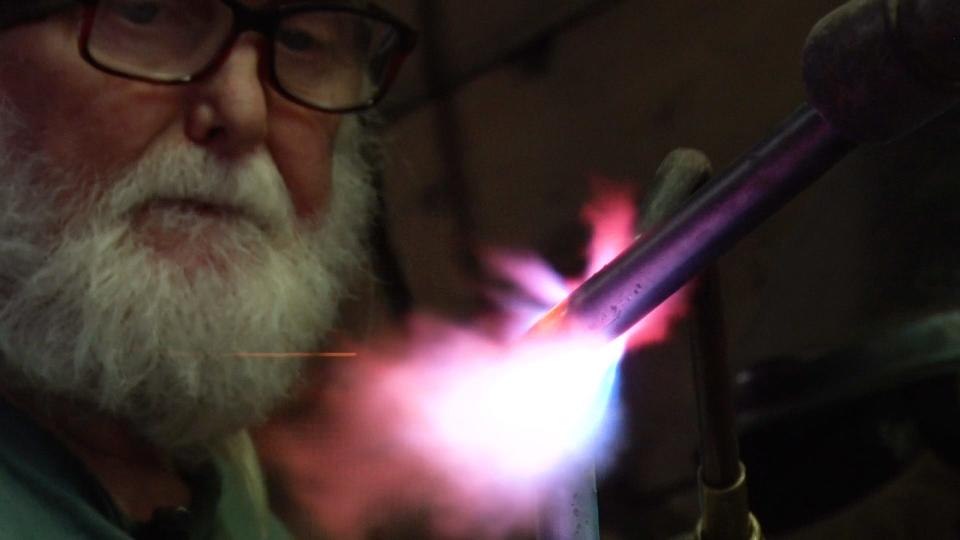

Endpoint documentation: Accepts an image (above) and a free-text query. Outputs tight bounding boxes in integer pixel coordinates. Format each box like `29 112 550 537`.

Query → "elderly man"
0 0 414 538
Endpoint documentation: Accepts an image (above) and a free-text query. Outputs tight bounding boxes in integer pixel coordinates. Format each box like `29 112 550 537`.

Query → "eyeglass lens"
85 0 402 110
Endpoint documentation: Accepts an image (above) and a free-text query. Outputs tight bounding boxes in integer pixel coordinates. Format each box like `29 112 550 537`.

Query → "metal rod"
690 267 762 540
537 104 855 340
535 149 712 540
537 467 600 540
690 266 739 490
530 106 848 540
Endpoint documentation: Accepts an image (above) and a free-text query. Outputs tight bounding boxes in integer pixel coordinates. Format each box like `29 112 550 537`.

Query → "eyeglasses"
72 0 418 113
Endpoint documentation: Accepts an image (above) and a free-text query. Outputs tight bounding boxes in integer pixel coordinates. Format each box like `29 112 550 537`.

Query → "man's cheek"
268 140 335 219
265 94 340 217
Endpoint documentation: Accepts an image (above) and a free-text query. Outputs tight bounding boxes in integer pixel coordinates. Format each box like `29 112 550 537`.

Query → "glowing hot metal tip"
167 350 357 359
229 352 358 359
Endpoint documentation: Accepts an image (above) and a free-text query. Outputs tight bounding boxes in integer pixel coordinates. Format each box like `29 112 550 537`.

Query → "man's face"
0 1 377 454
0 0 340 236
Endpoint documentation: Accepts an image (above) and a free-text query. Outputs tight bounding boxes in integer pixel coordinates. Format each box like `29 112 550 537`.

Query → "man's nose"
184 34 269 158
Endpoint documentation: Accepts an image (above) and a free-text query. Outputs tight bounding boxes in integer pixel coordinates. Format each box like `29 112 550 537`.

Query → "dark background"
265 1 960 538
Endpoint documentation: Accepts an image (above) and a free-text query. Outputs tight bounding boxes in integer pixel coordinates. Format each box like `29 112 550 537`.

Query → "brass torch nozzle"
696 463 763 540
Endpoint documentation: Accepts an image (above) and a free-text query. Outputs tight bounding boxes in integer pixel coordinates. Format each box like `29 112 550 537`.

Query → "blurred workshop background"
258 1 960 538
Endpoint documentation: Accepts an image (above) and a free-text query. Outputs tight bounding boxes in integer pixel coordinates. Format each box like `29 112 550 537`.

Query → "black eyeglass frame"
72 0 418 113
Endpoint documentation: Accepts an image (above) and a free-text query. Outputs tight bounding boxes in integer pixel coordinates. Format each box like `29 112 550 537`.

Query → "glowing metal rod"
533 104 853 343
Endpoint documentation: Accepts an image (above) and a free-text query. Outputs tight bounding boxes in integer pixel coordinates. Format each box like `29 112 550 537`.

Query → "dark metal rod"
690 266 740 490
559 103 855 339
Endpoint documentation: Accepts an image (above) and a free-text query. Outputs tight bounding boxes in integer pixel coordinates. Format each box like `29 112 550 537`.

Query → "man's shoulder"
211 435 297 540
0 469 127 540
0 421 129 540
0 402 295 540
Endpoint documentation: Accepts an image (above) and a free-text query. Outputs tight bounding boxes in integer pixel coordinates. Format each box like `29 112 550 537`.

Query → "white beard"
0 107 376 456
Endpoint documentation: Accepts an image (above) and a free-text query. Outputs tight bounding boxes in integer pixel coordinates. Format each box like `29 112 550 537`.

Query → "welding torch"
532 0 960 538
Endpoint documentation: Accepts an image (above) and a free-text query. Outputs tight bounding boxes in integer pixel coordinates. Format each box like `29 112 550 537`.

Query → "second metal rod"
690 266 739 489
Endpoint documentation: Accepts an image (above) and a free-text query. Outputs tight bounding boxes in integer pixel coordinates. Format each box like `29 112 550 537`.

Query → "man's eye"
110 1 162 25
277 28 320 52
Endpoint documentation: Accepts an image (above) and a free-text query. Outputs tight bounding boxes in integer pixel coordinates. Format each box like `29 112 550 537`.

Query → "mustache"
97 146 297 238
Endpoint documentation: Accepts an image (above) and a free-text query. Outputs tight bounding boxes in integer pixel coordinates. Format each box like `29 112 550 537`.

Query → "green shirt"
0 399 294 540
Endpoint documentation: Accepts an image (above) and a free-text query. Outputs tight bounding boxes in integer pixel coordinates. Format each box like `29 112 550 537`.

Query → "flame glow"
257 178 689 539
381 326 624 486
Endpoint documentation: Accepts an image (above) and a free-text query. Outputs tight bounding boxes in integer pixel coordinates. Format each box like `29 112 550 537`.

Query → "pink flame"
257 178 689 539
580 177 689 349
485 177 688 346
